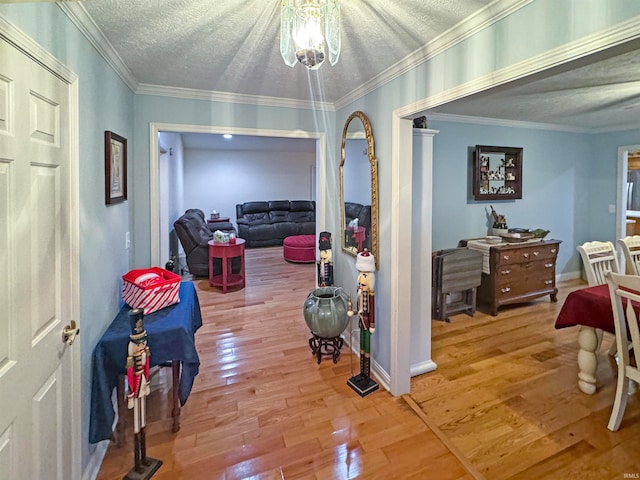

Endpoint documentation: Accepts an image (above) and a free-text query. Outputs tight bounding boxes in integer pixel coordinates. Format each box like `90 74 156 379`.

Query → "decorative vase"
302 286 350 363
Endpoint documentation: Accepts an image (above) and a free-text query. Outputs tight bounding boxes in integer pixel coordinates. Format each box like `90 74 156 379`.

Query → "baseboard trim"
410 359 438 377
82 440 109 480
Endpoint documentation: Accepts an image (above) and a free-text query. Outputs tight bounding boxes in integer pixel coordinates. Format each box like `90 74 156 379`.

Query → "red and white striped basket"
122 267 181 315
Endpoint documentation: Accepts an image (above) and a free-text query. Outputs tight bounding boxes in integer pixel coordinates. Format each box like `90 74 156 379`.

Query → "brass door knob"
62 320 79 345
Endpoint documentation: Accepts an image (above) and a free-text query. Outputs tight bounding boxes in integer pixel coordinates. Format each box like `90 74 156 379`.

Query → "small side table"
347 226 366 251
207 216 230 224
208 238 245 293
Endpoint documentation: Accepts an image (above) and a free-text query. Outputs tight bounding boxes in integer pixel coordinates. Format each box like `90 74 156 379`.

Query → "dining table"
555 283 638 394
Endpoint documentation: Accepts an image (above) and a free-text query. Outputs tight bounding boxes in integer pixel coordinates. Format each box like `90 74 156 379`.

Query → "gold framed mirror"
340 111 378 269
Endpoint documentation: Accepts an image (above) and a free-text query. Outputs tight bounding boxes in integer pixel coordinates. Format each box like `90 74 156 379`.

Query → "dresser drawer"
495 247 532 265
496 261 555 296
528 244 559 261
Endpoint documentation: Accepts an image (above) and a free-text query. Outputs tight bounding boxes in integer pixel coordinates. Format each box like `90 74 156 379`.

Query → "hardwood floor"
410 280 640 480
96 250 640 479
96 247 472 480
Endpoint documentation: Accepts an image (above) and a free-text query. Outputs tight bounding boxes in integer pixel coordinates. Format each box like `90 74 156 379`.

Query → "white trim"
426 112 592 133
617 144 640 250
371 359 391 393
389 114 416 395
410 360 438 377
82 441 109 480
0 15 75 81
558 271 581 283
0 14 82 480
137 84 334 112
334 0 533 110
57 2 138 92
395 16 640 120
149 124 326 267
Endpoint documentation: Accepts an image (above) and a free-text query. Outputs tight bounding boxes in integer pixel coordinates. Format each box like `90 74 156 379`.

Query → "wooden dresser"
461 239 561 315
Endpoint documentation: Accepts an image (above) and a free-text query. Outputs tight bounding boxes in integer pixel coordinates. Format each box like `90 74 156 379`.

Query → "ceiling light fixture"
280 0 340 70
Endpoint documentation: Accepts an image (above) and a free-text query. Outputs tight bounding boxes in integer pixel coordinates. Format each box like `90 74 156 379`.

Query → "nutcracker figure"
317 231 333 287
124 309 162 480
347 249 379 397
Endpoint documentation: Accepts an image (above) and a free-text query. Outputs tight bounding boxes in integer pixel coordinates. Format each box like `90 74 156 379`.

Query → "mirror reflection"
340 111 378 268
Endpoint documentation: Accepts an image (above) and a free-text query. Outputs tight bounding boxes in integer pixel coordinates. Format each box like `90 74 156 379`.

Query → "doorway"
616 144 640 271
149 123 327 269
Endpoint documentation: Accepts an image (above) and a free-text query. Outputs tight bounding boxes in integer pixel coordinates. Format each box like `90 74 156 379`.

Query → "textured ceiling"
81 0 494 102
76 0 640 131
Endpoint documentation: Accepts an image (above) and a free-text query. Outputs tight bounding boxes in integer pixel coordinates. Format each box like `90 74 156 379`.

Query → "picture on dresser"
472 145 523 201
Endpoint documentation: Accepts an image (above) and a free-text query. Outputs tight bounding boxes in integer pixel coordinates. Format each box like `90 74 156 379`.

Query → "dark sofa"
173 209 237 277
236 200 315 248
344 201 372 251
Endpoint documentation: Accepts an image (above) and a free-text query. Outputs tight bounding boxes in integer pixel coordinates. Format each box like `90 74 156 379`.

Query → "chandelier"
280 0 341 70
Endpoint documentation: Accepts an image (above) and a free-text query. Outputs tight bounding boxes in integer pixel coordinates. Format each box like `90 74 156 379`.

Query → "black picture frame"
473 145 523 201
105 131 127 205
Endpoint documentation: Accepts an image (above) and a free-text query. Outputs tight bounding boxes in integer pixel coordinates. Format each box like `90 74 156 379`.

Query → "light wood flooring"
410 280 640 480
96 247 472 480
96 248 640 479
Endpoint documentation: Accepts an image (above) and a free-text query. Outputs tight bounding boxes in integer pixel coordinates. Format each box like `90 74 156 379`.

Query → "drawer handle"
551 248 557 253
545 280 553 285
503 255 510 260
545 263 553 268
501 287 511 293
500 269 511 275
532 251 539 256
523 253 529 258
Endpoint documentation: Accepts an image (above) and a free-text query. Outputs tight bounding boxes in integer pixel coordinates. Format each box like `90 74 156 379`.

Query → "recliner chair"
173 209 237 277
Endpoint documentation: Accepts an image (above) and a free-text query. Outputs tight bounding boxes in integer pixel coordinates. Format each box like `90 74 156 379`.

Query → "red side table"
348 226 366 251
208 238 245 293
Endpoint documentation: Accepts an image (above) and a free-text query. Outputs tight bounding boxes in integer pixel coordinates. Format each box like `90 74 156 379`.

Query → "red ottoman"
283 235 316 263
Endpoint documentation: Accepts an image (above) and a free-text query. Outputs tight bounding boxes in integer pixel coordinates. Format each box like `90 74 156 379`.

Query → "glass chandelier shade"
280 0 341 70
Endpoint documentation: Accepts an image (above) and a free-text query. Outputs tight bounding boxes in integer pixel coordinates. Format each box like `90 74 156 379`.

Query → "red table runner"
555 283 640 333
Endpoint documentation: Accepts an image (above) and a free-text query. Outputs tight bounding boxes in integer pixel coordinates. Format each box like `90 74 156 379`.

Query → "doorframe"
616 144 640 269
149 123 326 267
0 15 81 479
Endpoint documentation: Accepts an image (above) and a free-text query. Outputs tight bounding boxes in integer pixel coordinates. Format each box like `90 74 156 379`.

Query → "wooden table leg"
222 252 228 293
577 326 601 394
171 361 181 433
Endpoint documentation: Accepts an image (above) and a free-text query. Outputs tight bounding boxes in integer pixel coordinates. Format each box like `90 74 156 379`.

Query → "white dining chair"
604 271 640 431
618 235 640 275
577 241 621 355
577 241 620 286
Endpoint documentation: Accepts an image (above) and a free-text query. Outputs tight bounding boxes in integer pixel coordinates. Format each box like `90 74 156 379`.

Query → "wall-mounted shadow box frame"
473 145 523 201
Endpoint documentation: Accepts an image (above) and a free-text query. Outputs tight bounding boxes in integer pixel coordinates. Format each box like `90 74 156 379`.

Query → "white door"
0 36 76 479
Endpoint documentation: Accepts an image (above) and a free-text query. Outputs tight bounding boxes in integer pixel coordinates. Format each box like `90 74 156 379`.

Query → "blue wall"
429 119 594 277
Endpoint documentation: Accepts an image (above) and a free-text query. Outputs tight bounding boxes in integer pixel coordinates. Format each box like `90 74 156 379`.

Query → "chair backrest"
618 235 640 275
576 240 620 286
604 271 640 430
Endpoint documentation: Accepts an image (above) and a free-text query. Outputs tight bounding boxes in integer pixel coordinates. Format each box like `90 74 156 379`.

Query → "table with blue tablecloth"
89 281 202 443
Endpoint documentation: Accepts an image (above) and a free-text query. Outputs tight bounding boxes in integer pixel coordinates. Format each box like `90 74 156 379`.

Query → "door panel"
0 36 73 480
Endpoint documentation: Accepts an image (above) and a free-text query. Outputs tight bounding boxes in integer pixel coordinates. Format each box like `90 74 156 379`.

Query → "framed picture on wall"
472 145 523 201
105 131 127 205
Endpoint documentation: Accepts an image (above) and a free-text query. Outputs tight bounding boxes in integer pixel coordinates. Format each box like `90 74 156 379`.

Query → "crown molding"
395 16 640 120
136 83 334 111
424 112 640 134
426 112 591 133
57 2 138 92
334 0 534 110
